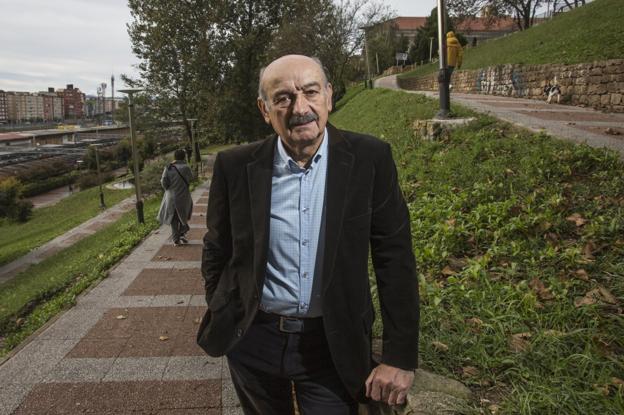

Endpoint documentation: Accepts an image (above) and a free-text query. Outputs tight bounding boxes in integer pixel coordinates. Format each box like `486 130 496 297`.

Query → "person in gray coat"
157 149 194 245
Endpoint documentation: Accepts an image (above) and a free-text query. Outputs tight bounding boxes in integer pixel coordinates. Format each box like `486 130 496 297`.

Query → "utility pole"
111 74 115 124
363 29 372 88
118 88 144 224
436 0 451 119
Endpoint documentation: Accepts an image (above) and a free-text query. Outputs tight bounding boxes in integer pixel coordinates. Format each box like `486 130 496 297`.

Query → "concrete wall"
397 59 624 113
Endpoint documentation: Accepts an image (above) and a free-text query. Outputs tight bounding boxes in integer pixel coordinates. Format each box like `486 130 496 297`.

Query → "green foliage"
20 172 76 198
0 197 161 356
400 0 624 79
408 7 463 65
0 186 133 267
331 88 624 414
0 177 32 223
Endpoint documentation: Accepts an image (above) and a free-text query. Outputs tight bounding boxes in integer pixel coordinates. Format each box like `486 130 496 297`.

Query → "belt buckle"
279 316 303 333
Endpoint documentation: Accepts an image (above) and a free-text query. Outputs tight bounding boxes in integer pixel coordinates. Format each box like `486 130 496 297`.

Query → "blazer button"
236 328 244 337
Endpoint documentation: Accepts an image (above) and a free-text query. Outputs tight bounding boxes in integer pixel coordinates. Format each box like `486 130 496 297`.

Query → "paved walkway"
0 175 242 414
375 75 624 157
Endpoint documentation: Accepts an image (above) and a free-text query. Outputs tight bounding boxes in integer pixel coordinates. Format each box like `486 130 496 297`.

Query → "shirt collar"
276 128 328 172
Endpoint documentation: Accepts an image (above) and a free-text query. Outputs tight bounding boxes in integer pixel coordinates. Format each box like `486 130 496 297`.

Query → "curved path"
375 75 624 157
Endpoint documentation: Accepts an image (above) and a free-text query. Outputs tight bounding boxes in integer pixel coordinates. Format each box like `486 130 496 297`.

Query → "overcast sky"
0 0 437 96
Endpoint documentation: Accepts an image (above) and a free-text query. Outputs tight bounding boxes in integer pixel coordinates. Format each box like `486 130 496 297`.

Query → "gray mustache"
289 113 318 127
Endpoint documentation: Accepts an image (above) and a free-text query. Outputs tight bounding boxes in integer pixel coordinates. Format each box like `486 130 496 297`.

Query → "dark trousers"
226 312 358 415
170 211 189 242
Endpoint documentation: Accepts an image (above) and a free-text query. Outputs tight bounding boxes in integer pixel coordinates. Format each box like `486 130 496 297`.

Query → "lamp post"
436 0 451 119
429 37 435 62
187 118 198 176
118 88 144 224
92 144 105 208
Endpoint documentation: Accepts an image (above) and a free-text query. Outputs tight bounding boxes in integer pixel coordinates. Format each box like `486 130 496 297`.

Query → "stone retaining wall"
396 59 624 113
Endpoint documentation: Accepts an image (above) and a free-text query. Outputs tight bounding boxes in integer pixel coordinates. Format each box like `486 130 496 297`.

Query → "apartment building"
0 91 7 124
57 84 85 119
41 88 64 121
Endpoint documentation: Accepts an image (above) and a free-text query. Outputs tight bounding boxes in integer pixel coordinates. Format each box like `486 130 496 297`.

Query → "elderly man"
197 55 419 414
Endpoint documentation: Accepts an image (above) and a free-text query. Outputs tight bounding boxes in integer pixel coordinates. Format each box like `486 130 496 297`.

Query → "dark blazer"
197 123 419 400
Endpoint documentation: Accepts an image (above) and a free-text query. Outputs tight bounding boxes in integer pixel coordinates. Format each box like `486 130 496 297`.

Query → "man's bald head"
258 55 329 103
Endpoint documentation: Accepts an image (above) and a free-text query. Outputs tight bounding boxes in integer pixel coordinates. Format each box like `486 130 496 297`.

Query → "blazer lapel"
247 136 276 294
322 124 354 294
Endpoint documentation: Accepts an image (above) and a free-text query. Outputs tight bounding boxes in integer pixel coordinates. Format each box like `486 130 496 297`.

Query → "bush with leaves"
0 177 33 223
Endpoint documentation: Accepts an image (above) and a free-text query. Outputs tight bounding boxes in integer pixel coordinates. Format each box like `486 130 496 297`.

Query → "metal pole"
429 37 434 62
111 74 115 124
363 30 371 88
93 145 105 208
436 0 451 119
120 89 144 224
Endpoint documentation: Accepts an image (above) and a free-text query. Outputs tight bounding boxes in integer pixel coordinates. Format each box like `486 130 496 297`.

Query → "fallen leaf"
466 317 484 327
446 218 456 226
441 266 456 276
574 294 597 307
116 315 127 320
488 404 500 414
159 335 169 341
15 318 25 327
543 329 564 337
529 278 554 300
432 341 449 352
509 332 532 353
462 366 479 378
582 242 596 260
598 285 618 304
566 213 587 227
448 257 468 269
193 318 202 324
573 269 589 281
612 377 624 386
594 383 610 396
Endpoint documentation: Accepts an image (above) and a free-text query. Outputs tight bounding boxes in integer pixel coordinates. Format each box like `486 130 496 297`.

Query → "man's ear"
257 98 271 124
326 83 333 112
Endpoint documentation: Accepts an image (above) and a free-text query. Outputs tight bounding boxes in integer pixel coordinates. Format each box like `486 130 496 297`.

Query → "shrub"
0 177 32 222
76 172 113 190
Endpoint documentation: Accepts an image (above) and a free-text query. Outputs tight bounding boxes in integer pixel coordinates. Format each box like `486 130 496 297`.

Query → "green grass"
331 88 624 414
0 186 133 267
399 0 624 80
0 196 161 356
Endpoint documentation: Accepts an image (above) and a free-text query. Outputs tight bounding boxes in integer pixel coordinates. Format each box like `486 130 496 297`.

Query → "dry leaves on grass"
509 332 532 353
529 278 555 301
573 269 589 281
116 315 127 320
159 335 169 341
566 213 588 227
441 266 456 276
461 366 479 378
574 286 618 307
431 341 449 352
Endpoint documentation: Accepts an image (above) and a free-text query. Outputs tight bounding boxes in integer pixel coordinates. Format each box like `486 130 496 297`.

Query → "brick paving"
0 179 243 414
375 75 624 158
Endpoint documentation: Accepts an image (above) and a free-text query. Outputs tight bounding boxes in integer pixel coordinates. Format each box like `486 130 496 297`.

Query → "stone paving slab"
0 177 241 414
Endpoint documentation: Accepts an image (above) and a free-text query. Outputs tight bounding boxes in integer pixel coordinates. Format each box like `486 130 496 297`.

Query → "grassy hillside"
330 89 624 414
399 0 624 80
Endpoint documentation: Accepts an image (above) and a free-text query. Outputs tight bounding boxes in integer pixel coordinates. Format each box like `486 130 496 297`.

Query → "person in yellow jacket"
446 31 464 85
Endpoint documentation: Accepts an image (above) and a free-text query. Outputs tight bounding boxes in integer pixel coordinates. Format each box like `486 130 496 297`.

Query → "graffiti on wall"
475 66 526 97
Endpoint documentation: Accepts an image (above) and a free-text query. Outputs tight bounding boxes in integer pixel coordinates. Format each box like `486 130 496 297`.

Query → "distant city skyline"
0 0 438 96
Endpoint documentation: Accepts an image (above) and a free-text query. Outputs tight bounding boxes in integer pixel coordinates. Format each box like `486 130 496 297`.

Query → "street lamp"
91 144 105 208
187 118 198 175
118 88 144 224
436 0 451 119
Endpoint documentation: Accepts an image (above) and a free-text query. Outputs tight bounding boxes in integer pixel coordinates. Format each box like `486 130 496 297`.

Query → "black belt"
255 310 323 334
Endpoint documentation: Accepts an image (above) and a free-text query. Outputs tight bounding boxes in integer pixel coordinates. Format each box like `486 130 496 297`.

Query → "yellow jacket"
446 31 463 68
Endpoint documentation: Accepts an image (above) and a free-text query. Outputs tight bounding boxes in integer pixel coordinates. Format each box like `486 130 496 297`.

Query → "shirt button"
302 207 308 213
236 328 243 337
303 272 308 278
302 240 308 246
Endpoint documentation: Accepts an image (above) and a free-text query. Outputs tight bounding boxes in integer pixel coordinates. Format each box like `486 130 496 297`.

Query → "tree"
409 7 462 65
447 0 544 30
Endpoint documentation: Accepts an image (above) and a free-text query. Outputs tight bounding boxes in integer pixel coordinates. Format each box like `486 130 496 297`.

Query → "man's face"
258 56 333 150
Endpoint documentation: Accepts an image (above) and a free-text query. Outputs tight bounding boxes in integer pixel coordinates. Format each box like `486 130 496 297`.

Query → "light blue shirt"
260 129 328 317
